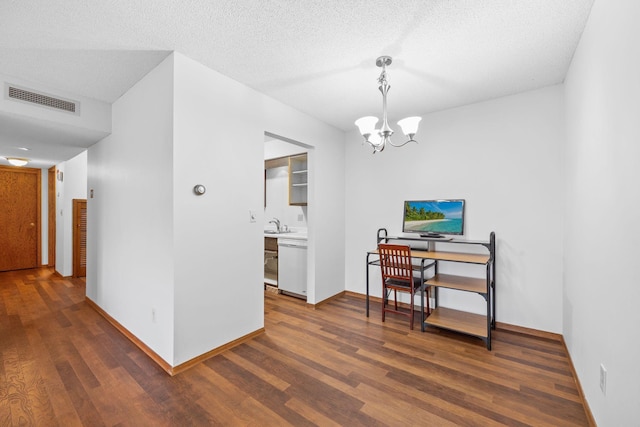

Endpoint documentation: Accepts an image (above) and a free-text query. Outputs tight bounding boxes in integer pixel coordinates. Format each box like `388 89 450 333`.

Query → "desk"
366 230 496 349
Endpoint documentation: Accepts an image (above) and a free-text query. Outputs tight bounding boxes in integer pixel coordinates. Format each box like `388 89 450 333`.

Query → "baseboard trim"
52 270 69 279
561 337 597 427
306 291 346 309
495 321 563 341
86 296 265 376
347 291 563 339
85 297 173 374
171 328 265 376
345 290 367 300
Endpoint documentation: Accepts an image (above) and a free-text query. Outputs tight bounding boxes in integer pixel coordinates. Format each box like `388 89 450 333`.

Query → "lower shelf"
424 307 488 338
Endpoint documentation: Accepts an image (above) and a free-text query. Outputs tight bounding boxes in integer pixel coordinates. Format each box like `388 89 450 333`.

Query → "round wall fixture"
193 184 206 195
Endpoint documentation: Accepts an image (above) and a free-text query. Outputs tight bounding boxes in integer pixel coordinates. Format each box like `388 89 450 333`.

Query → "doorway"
263 132 312 301
0 165 41 271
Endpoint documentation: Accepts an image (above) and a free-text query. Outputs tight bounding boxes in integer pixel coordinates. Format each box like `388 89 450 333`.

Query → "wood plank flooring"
0 268 590 426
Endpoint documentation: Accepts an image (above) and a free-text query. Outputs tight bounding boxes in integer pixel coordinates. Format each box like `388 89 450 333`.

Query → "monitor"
402 199 465 237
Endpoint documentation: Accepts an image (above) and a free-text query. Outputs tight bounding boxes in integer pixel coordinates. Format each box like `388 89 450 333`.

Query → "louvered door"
73 199 87 277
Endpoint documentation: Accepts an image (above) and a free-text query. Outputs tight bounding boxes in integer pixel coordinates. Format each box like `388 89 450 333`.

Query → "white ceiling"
0 0 594 166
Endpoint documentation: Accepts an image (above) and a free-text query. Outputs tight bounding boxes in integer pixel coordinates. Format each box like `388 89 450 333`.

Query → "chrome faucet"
269 218 281 233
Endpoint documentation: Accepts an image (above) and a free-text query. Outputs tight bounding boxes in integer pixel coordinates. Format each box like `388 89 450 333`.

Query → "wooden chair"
378 243 431 330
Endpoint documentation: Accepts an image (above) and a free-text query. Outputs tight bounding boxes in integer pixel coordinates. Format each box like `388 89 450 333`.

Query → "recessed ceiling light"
17 147 30 151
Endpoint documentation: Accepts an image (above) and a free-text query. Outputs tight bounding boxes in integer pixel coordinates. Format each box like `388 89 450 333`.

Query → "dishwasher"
277 238 307 299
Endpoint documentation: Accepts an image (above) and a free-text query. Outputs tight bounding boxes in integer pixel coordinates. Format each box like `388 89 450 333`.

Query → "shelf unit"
375 229 496 349
288 154 307 206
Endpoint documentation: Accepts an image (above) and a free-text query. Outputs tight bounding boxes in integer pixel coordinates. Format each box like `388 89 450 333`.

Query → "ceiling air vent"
7 85 77 113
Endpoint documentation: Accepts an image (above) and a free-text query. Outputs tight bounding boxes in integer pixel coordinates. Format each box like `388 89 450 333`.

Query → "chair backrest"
378 244 413 283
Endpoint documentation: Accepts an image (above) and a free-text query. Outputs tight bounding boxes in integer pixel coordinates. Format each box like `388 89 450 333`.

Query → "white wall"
345 85 565 333
88 52 346 367
171 53 346 364
264 138 307 159
172 53 265 365
55 163 65 271
564 0 640 424
54 151 87 276
87 55 175 364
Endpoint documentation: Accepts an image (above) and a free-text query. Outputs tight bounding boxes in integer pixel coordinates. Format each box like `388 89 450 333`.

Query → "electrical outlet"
297 214 303 221
152 308 157 323
249 210 257 223
600 364 607 395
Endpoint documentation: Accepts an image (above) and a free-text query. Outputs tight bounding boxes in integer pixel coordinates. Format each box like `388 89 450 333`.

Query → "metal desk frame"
366 229 496 349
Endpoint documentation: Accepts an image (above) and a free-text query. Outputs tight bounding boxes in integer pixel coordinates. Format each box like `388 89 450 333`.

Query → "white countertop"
263 231 307 240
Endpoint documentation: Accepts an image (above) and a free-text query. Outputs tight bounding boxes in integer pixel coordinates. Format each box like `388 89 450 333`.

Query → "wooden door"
0 166 41 271
73 199 87 277
48 166 56 267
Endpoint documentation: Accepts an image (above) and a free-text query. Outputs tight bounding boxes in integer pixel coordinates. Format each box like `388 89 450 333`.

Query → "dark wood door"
0 166 41 271
73 199 87 277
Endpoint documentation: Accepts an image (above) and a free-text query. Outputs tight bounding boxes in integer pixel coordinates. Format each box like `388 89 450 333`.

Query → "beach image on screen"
404 200 464 234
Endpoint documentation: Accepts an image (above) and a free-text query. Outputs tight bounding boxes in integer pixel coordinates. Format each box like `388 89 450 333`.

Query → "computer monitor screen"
402 199 465 236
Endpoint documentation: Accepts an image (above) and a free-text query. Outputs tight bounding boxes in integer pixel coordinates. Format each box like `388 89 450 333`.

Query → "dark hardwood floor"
0 268 590 426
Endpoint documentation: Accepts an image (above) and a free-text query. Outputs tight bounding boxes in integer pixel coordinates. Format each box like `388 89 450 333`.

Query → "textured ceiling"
0 0 594 166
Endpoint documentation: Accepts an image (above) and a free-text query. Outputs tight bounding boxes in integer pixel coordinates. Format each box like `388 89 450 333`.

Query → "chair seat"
384 276 427 290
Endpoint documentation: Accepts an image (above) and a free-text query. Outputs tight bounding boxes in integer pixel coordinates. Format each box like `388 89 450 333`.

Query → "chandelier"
355 56 422 153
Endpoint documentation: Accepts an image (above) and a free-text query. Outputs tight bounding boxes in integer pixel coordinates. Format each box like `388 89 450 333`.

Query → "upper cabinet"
288 154 307 206
264 156 288 208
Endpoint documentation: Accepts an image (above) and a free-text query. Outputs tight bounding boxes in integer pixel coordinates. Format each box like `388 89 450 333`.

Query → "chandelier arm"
387 137 418 148
362 134 384 152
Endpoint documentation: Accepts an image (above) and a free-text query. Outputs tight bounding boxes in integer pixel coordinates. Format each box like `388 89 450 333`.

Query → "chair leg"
419 288 424 325
394 290 398 310
381 288 386 323
409 291 414 330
